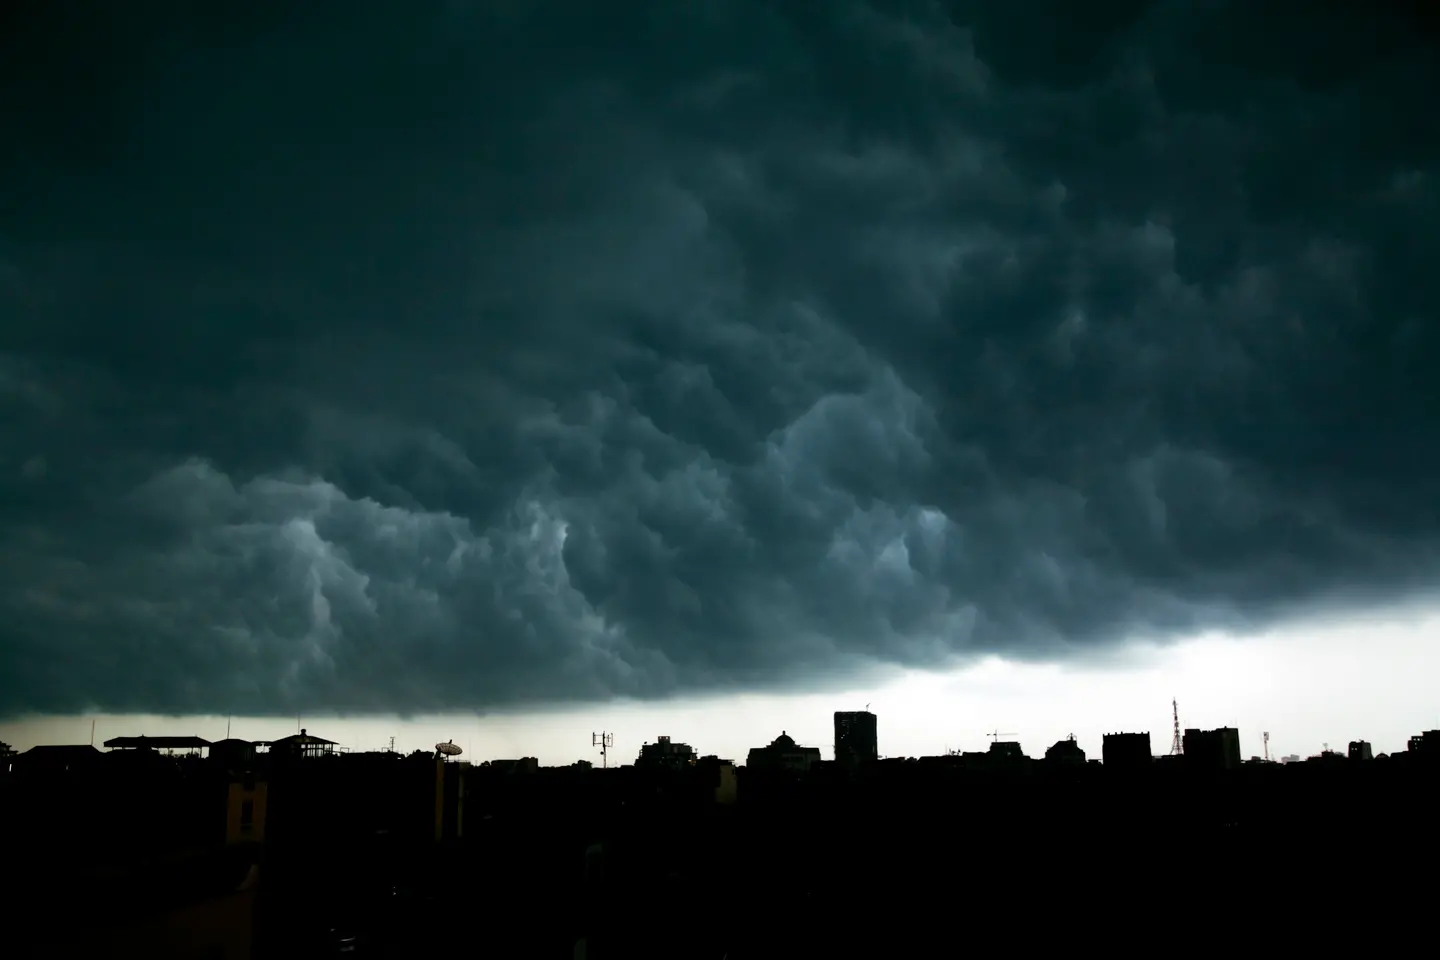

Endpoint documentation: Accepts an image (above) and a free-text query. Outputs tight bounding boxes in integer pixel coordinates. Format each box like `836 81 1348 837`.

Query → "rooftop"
261 729 337 746
103 736 212 750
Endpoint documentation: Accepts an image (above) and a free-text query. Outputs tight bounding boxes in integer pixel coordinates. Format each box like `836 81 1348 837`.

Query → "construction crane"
987 729 1017 743
1170 698 1183 756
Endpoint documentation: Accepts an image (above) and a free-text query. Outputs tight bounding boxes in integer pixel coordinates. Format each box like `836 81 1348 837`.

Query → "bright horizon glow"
4 611 1438 764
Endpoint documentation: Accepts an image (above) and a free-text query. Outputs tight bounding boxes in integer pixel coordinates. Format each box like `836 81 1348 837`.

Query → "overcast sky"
1 2 1436 758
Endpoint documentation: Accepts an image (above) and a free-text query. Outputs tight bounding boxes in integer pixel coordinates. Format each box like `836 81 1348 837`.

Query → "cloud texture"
1 0 1437 716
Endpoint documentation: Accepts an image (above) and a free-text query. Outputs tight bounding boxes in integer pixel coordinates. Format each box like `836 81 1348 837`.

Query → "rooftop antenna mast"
1170 698 1183 756
592 732 614 769
1263 731 1270 763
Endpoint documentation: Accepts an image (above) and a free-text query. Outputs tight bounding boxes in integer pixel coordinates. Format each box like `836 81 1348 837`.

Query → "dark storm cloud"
1 0 1437 716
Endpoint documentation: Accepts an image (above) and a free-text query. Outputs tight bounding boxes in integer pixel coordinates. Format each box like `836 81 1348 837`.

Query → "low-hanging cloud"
1 0 1436 716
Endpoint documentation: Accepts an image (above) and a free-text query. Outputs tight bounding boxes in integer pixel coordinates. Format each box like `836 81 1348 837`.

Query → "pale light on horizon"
4 611 1437 765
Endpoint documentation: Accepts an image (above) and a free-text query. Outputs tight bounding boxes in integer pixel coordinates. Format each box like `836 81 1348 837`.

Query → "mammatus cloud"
1 1 1436 716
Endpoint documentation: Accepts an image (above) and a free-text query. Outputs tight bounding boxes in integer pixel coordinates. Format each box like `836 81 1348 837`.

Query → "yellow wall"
225 781 268 844
714 764 738 805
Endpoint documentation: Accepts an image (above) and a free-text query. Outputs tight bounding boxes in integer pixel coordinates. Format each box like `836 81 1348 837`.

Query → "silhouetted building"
695 755 740 804
12 744 103 776
486 757 540 774
209 738 257 770
1183 727 1242 771
636 736 695 770
1348 741 1374 761
1102 732 1153 769
1044 737 1086 765
263 729 337 760
1408 731 1440 757
746 732 822 773
104 735 211 756
988 741 1026 762
261 749 463 847
834 711 878 767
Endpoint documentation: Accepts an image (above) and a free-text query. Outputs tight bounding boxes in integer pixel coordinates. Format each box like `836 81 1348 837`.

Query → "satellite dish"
435 741 463 758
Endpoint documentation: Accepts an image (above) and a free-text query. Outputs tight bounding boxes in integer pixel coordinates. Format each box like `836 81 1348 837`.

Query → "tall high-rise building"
1102 731 1153 769
1182 727 1242 771
834 711 878 767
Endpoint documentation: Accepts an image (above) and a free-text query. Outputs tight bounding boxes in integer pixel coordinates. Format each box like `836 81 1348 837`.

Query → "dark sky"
1 0 1436 718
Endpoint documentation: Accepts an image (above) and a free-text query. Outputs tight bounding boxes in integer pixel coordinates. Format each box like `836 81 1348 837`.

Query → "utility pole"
389 735 396 754
592 732 614 769
90 719 95 746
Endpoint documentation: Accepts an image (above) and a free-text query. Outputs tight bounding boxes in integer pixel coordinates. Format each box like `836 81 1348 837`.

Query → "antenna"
1170 698 1183 756
592 732 614 769
1262 731 1270 763
226 715 232 740
435 740 463 761
389 736 396 754
90 719 95 747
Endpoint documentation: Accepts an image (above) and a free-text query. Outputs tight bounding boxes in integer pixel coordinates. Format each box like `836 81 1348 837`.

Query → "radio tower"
1169 698 1183 756
592 731 614 769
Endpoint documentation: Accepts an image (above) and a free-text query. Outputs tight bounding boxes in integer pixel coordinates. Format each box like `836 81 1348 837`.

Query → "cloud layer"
1 0 1437 716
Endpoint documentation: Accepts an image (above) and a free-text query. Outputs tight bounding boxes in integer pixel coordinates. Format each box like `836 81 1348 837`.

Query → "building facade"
1182 727 1242 771
1102 732 1153 769
746 732 822 774
834 711 878 767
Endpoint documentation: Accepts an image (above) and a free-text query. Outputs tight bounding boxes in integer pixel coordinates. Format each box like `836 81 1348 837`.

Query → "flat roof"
261 732 337 746
103 736 212 750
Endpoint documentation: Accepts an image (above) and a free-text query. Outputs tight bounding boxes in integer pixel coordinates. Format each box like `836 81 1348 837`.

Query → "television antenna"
1170 698 1183 755
592 732 614 768
435 740 463 761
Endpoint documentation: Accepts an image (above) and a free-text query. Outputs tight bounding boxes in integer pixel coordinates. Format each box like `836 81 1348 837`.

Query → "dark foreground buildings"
6 724 1440 958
